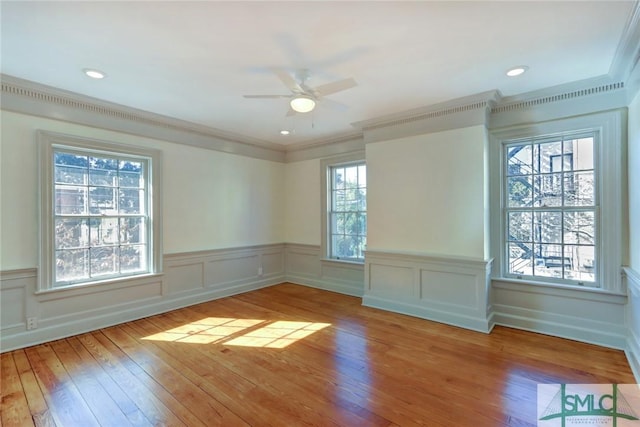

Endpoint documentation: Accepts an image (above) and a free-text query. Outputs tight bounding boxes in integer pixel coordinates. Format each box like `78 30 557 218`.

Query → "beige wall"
629 91 640 271
284 158 321 245
365 125 488 259
0 111 285 269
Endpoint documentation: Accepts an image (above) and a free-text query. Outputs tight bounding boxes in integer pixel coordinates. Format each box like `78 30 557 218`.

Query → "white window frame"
38 131 163 291
321 151 366 263
490 110 625 293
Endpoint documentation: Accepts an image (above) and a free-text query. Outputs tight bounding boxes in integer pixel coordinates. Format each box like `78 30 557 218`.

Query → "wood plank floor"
1 283 636 426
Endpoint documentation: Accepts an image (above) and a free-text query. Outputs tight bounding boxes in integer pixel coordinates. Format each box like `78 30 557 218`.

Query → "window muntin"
504 134 596 285
52 149 151 286
329 162 366 261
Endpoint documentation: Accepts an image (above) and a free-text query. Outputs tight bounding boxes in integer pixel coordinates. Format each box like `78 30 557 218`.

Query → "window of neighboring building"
39 132 162 290
321 153 366 263
491 110 624 292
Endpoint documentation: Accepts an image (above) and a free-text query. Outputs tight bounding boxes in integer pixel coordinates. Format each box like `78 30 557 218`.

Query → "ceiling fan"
243 68 357 115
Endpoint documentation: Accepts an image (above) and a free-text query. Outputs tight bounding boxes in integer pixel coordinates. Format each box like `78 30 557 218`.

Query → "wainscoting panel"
492 279 628 350
164 261 205 294
625 267 640 383
0 269 33 337
0 244 286 352
363 251 493 332
284 244 364 296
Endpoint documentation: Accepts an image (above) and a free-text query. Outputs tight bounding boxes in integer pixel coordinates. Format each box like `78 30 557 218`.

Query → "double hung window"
39 132 161 290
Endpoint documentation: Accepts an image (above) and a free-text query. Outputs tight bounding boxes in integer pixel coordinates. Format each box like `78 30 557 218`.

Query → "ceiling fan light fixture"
290 95 316 113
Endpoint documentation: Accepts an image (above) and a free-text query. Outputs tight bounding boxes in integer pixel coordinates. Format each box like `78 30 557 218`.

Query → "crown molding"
352 90 500 132
353 90 500 144
490 76 627 129
610 0 640 81
1 74 287 162
284 131 364 163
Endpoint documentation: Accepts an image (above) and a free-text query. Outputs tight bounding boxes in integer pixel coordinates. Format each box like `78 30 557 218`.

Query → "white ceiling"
1 1 636 146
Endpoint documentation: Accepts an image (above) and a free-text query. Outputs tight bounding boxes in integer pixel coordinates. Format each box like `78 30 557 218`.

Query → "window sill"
35 272 164 299
321 258 365 269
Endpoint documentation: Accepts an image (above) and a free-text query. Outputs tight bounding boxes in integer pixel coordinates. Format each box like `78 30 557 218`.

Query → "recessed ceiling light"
506 66 528 77
280 130 291 135
83 68 106 79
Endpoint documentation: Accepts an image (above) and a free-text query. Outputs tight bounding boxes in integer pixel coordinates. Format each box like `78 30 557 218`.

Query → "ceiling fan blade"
243 94 290 99
320 97 349 112
272 67 302 93
314 78 357 97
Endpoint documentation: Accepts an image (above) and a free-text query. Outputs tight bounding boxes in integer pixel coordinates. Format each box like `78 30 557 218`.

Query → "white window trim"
38 130 163 292
320 151 366 264
489 110 626 294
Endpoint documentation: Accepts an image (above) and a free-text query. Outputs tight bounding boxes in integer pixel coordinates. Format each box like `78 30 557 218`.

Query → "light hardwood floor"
1 283 636 426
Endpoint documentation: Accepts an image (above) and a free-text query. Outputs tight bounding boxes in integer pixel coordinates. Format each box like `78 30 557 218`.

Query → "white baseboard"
493 305 627 350
363 294 493 333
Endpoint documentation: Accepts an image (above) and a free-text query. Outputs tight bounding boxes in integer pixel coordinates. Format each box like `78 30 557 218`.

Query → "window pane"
90 246 119 277
507 145 532 176
564 245 595 282
55 218 89 249
564 212 595 245
534 211 562 244
119 189 144 214
331 213 344 235
119 160 143 187
55 186 87 215
332 190 346 211
507 176 533 207
533 244 565 278
358 165 366 187
333 168 345 190
507 242 532 275
570 137 594 171
120 245 146 273
90 217 119 246
120 217 146 244
508 212 532 242
357 213 367 235
55 164 87 185
358 188 367 211
564 171 594 206
89 157 118 186
537 174 562 207
332 235 355 259
55 152 88 168
345 166 358 189
89 187 117 214
56 249 89 283
538 141 562 173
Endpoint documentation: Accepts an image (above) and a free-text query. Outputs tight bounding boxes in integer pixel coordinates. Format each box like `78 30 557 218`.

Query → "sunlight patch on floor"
142 317 330 348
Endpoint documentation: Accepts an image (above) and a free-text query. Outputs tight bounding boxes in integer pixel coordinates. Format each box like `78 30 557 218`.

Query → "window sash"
328 162 366 261
52 150 152 287
39 131 160 291
502 133 598 286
